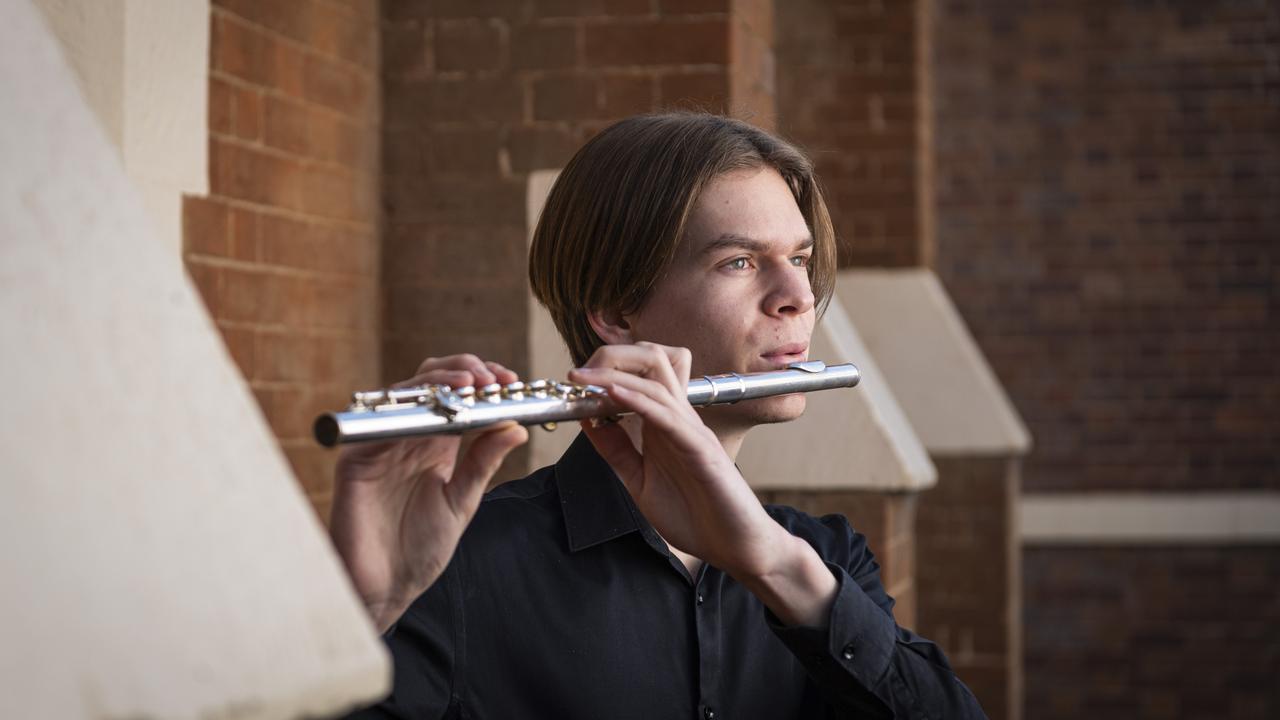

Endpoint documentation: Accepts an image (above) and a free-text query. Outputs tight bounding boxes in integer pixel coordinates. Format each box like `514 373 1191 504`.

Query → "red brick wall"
927 1 1280 716
917 457 1021 720
776 0 924 267
185 0 381 522
929 0 1280 494
1024 545 1280 719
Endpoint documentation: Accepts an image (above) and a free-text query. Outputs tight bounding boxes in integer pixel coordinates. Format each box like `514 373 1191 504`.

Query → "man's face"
624 166 817 432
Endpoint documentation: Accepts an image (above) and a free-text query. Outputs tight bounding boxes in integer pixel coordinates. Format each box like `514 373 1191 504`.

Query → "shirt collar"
554 432 646 553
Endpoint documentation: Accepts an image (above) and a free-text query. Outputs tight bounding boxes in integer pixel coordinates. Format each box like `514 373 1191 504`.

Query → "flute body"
314 360 860 447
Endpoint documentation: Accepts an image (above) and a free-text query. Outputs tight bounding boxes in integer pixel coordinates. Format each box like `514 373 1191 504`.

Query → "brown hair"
528 112 837 366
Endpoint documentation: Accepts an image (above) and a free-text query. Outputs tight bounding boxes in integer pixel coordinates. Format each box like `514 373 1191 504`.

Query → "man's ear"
587 307 634 345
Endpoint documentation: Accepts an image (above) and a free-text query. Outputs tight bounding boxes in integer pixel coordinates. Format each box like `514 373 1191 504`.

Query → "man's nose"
765 265 815 316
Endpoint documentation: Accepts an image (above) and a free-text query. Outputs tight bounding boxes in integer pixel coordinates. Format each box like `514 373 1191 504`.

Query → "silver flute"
314 360 860 447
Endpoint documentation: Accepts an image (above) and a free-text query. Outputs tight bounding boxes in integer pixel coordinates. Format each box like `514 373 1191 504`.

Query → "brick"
533 0 651 19
601 74 655 117
210 138 306 211
424 77 524 124
584 19 730 67
228 206 261 262
382 22 431 80
308 276 377 331
231 84 264 141
185 260 222 317
304 53 371 115
510 24 578 70
209 77 233 135
267 36 308 98
506 125 579 172
658 70 728 110
252 385 312 440
220 268 310 326
310 335 375 390
429 127 504 175
429 0 527 20
658 0 728 15
384 177 527 225
212 13 269 85
533 75 597 121
213 0 310 47
218 325 257 378
436 20 506 72
183 195 230 257
386 283 528 335
264 96 311 157
310 0 377 69
283 445 338 496
255 331 316 382
299 165 362 221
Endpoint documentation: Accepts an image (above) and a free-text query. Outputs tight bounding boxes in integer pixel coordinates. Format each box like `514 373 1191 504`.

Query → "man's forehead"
694 232 815 256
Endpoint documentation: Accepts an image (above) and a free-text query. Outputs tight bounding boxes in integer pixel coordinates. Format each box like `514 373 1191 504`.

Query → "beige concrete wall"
34 0 209 255
2 2 389 717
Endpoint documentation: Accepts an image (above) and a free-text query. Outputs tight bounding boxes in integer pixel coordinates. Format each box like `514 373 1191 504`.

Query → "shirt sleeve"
767 515 989 719
340 561 466 720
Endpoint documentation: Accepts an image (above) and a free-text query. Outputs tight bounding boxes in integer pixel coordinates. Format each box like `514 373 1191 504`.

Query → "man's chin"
700 393 807 428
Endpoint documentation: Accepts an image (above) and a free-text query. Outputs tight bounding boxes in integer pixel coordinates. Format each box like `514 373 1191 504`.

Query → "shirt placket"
694 567 722 720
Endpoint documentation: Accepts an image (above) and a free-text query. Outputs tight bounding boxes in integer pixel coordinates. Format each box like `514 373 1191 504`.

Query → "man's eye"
725 257 750 270
790 255 810 267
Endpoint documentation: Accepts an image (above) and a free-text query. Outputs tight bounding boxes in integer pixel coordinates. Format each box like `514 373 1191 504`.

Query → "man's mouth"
760 344 809 366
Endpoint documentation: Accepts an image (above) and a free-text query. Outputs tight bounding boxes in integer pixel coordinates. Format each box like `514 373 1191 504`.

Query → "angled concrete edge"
0 3 389 718
837 268 1032 457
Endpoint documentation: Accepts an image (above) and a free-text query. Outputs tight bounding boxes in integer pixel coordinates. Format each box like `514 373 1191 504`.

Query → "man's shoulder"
481 464 558 505
462 464 564 554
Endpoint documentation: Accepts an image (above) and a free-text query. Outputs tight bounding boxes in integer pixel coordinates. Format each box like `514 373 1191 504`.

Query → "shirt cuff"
766 561 897 689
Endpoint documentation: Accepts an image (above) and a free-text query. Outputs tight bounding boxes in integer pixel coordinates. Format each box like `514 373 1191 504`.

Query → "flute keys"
477 383 503 402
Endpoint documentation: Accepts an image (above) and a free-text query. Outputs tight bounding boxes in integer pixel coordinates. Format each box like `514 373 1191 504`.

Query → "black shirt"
349 433 986 719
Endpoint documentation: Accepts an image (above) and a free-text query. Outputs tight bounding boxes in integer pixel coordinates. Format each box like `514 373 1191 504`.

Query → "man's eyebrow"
699 233 815 255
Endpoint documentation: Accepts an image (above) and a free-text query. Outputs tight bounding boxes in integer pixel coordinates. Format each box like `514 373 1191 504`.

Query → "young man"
332 113 987 718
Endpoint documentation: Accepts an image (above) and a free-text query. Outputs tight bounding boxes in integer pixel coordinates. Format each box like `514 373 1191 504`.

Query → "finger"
416 354 497 387
447 422 528 516
391 368 475 390
579 419 644 494
568 366 697 421
579 343 685 397
484 361 518 385
602 383 686 436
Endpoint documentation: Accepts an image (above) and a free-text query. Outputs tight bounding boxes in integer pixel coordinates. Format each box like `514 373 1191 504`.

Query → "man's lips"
760 344 809 362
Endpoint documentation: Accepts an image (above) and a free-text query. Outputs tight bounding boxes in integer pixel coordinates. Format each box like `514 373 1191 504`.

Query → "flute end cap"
314 415 340 448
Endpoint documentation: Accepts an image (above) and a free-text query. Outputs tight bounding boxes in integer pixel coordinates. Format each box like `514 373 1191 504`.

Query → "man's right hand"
328 354 529 633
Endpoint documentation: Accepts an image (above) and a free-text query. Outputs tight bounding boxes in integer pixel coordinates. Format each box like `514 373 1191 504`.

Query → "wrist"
365 596 412 635
737 533 838 628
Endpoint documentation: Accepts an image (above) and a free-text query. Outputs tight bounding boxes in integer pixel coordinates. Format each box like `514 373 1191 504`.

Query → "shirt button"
842 643 855 661
696 593 705 605
703 707 716 719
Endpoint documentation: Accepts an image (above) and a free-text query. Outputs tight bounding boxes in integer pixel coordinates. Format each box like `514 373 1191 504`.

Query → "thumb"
448 423 528 515
580 420 644 496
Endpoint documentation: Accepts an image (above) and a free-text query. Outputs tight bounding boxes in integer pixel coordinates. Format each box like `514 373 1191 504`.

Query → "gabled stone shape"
737 295 938 492
835 269 1031 457
0 3 389 718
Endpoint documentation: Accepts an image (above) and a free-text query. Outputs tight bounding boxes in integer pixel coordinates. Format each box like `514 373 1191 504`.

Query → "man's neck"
620 416 749 461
